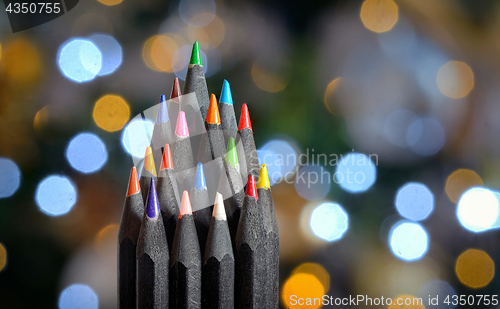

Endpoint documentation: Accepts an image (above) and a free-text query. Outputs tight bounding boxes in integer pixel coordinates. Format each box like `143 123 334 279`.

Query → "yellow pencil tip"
256 164 270 189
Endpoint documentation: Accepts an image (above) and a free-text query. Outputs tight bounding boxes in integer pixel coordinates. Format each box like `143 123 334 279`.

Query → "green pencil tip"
225 137 238 168
189 41 203 66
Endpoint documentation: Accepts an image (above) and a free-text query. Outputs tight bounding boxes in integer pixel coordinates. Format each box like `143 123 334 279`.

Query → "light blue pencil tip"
156 95 169 123
195 162 206 190
219 79 233 105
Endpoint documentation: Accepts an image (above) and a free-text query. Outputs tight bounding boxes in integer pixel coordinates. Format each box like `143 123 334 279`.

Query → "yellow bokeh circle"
388 295 426 309
96 0 122 6
360 0 399 33
456 249 495 289
0 244 6 271
437 61 474 99
93 95 130 132
282 273 325 308
445 169 483 203
142 35 178 72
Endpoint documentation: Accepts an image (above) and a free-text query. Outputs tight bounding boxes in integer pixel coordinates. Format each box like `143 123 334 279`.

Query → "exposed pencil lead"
145 178 160 219
156 95 169 123
246 175 258 201
219 79 233 105
143 146 157 176
179 190 193 217
256 164 271 189
127 166 141 197
225 137 238 168
175 111 189 137
170 77 181 100
238 103 253 131
189 41 203 66
213 192 226 220
195 162 207 190
160 144 174 170
206 93 221 124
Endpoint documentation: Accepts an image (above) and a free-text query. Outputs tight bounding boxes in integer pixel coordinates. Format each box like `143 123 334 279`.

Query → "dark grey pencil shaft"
222 160 244 250
157 169 180 251
238 128 259 178
172 136 196 190
136 216 169 308
151 122 173 170
191 187 211 255
219 103 238 142
118 192 144 309
183 64 209 122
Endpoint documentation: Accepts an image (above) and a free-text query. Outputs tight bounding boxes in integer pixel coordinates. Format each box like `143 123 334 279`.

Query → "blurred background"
1 0 500 308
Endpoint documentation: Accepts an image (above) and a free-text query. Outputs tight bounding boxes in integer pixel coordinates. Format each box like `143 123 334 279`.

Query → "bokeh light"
66 133 108 173
388 295 425 309
251 62 288 93
406 117 445 156
291 263 330 293
58 284 98 309
95 224 119 254
0 244 6 272
324 77 342 115
384 109 418 148
142 35 179 73
178 0 216 27
310 202 348 242
294 165 331 201
0 157 21 198
457 187 499 232
259 139 298 184
88 34 122 76
418 280 457 309
360 0 399 33
2 38 42 84
35 175 77 216
395 183 434 221
96 0 122 6
445 169 483 203
121 119 154 158
58 38 102 83
93 95 130 132
389 221 428 261
455 249 495 289
335 152 376 193
437 61 474 99
282 273 325 309
187 15 225 47
172 44 208 80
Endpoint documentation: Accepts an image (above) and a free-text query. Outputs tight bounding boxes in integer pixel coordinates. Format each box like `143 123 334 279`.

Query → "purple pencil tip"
145 178 159 218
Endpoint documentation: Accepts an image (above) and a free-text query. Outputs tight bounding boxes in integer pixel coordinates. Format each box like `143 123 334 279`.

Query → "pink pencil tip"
175 111 189 137
179 190 193 218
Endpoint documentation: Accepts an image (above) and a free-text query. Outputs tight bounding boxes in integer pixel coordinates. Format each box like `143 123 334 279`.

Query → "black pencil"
157 143 180 251
168 77 182 134
237 103 259 178
257 164 279 309
140 146 157 204
197 93 226 164
202 192 235 309
136 178 169 308
151 94 174 170
172 111 196 191
183 41 210 123
218 79 238 143
191 162 211 256
235 175 266 308
170 190 202 309
118 167 144 309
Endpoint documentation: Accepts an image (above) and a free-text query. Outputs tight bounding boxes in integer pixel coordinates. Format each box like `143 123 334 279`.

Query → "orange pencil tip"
127 166 141 197
206 93 221 124
160 144 174 170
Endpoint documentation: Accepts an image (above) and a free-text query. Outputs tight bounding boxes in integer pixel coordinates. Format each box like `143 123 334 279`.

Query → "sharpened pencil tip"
225 137 238 168
219 79 233 105
207 94 221 124
126 166 141 197
145 178 160 218
238 103 252 131
256 164 271 189
189 41 203 66
213 192 226 220
179 190 193 217
156 95 169 123
246 175 258 201
171 77 181 100
175 111 189 137
195 162 207 190
143 146 157 176
160 144 174 170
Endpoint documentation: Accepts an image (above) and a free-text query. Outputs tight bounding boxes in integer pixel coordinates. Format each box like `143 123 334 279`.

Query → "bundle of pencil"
118 41 279 309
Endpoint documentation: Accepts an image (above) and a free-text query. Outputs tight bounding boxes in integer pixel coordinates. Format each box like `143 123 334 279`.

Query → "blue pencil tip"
145 178 159 218
219 79 233 105
156 96 169 123
195 162 206 190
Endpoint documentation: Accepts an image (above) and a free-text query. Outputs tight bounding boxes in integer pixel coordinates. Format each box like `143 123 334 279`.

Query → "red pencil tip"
206 94 221 124
179 190 193 218
238 103 253 131
171 77 181 101
127 166 141 197
245 175 258 201
160 144 174 170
